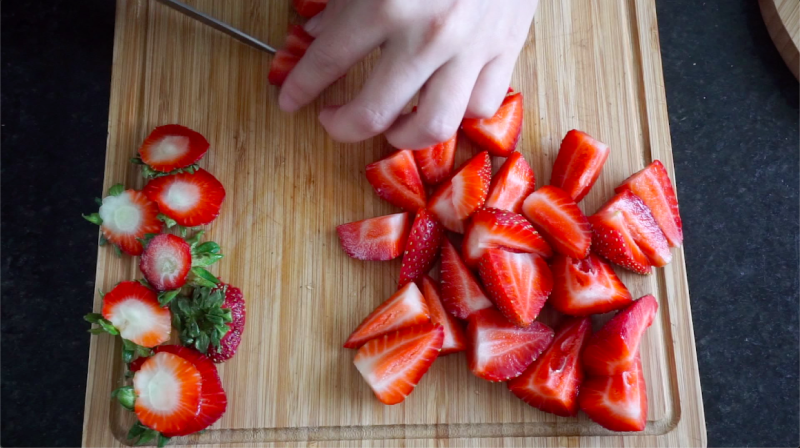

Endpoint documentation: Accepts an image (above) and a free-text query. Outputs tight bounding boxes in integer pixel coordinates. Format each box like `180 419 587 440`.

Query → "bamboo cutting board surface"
82 0 706 446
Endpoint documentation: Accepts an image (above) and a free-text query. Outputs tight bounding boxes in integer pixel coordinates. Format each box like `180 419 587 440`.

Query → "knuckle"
307 45 343 78
351 105 393 135
420 115 458 143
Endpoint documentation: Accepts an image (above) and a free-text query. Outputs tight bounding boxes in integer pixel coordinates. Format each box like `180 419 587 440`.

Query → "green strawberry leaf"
135 429 159 446
88 328 106 335
193 241 220 255
158 289 180 307
191 253 224 268
127 421 148 440
82 213 103 226
113 245 123 258
97 319 119 336
98 234 108 246
84 313 103 324
108 184 125 196
136 278 152 289
94 197 103 206
157 213 177 228
136 345 153 357
157 433 171 448
112 386 136 411
130 156 146 165
195 333 210 354
122 348 135 364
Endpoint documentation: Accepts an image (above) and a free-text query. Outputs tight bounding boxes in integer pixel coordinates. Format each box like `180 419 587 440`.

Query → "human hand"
278 0 539 149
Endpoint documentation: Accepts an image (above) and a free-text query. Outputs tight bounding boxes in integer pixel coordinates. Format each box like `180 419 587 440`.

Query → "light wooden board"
82 0 706 446
760 0 800 79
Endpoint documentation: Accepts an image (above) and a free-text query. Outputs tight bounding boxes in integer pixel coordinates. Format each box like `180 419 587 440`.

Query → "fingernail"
304 14 322 36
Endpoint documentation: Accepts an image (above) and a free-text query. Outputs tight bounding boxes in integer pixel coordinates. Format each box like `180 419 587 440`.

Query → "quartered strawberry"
101 281 171 348
428 151 492 233
133 352 203 435
507 317 592 417
439 238 493 319
616 160 683 247
582 295 658 376
138 125 209 173
293 0 327 17
462 207 552 269
354 322 444 405
466 308 554 382
461 92 523 157
477 249 553 327
143 168 226 227
579 355 647 432
521 185 591 259
412 133 457 186
336 212 410 261
140 234 192 291
84 185 163 256
550 130 610 203
419 275 467 355
344 282 430 349
549 253 633 316
484 152 535 213
268 25 315 86
366 150 427 212
399 209 443 286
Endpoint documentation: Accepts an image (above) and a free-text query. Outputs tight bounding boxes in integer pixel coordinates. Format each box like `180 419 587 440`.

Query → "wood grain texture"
82 0 706 446
760 0 800 79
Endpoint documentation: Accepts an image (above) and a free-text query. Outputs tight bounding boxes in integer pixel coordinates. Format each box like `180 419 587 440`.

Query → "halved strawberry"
428 151 492 233
549 253 633 316
582 295 658 376
138 125 209 173
268 25 315 86
507 317 592 417
616 160 683 247
344 282 430 349
419 275 467 355
461 92 523 157
354 322 444 405
100 281 171 348
484 152 535 213
140 234 192 291
579 355 647 432
133 352 203 435
550 130 610 203
439 238 493 319
412 133 457 186
398 209 443 286
477 249 553 327
143 168 226 227
365 150 427 212
466 308 554 382
292 0 327 17
462 208 552 269
521 186 591 259
336 212 410 261
83 185 163 256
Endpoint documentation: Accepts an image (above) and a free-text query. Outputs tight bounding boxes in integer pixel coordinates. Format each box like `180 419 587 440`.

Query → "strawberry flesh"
549 253 633 316
412 133 457 186
95 189 163 256
419 275 467 355
133 352 202 435
140 234 192 291
143 168 226 227
292 0 327 17
365 150 427 212
102 281 171 348
207 284 246 363
461 92 523 157
398 209 444 286
344 282 430 349
138 124 209 173
616 160 683 247
428 151 492 233
462 207 552 269
336 212 410 261
550 130 610 203
579 355 647 432
484 152 535 213
521 185 591 259
439 238 493 319
268 25 315 86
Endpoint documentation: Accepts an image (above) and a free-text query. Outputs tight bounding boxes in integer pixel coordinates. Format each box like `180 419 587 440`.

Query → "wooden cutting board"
82 0 706 446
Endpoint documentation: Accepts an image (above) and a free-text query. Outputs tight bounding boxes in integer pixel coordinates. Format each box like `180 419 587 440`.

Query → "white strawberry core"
99 193 141 234
163 180 200 211
107 297 162 341
148 136 190 163
134 353 186 413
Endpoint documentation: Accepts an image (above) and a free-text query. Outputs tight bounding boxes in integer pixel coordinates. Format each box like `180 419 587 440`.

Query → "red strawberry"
419 275 467 355
412 133 457 186
582 295 658 376
268 25 315 86
133 352 203 435
138 124 209 173
84 186 163 256
484 152 535 213
344 282 430 349
140 234 192 291
143 168 226 227
462 207 552 269
507 317 592 417
398 209 443 286
466 308 554 382
428 151 492 233
206 284 246 363
283 24 315 55
461 92 523 157
521 186 591 259
365 150 427 212
549 253 633 316
579 355 647 432
336 212 410 261
477 249 553 327
439 238 493 319
354 322 444 405
100 281 171 348
616 160 683 247
292 0 327 17
550 130 610 203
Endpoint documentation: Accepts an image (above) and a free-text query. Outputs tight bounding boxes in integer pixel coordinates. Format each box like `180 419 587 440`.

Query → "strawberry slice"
439 238 493 319
579 355 647 432
466 308 554 382
344 282 430 349
521 186 591 259
366 150 427 212
101 281 171 347
507 317 592 417
138 124 209 173
354 322 444 405
461 92 523 157
428 151 492 233
412 133 457 186
133 352 203 435
462 208 552 269
616 160 683 247
336 212 410 261
268 25 315 86
484 152 535 213
419 275 467 355
140 234 192 291
143 168 226 227
549 253 633 316
477 249 553 327
292 0 327 17
398 209 443 286
550 130 610 203
582 295 658 375
84 186 163 256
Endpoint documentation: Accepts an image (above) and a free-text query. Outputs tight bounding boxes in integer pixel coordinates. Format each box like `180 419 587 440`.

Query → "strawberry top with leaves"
137 124 209 174
170 285 236 357
616 160 683 247
484 152 535 214
428 151 492 233
143 168 226 227
550 130 609 203
206 283 246 363
83 184 163 256
461 92 523 157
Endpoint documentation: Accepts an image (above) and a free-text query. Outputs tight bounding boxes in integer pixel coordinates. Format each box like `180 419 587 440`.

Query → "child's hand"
278 0 538 149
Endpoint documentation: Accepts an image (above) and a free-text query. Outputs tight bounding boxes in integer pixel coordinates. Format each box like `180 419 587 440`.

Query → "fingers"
464 54 517 119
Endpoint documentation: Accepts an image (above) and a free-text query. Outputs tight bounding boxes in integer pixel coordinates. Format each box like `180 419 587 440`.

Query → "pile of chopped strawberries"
83 124 245 446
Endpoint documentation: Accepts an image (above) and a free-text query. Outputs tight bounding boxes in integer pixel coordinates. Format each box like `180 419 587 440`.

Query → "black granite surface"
2 0 798 446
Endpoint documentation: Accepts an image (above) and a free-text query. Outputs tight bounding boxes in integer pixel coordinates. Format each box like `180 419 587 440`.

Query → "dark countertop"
1 1 798 446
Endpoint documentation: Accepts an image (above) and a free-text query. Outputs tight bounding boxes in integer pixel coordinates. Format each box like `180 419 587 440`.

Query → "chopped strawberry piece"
477 249 552 327
283 25 315 54
484 152 535 213
268 25 315 86
344 282 430 349
101 281 171 348
419 275 466 355
579 355 647 432
140 234 192 291
549 253 633 316
292 0 327 17
133 352 203 435
462 207 552 269
550 130 610 203
365 150 427 212
143 168 226 227
507 317 592 417
439 238 493 319
398 209 443 286
466 308 554 382
138 124 209 173
521 186 591 259
428 151 492 233
412 133 457 185
461 92 523 157
336 212 410 261
354 322 444 405
616 160 683 247
88 188 163 256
